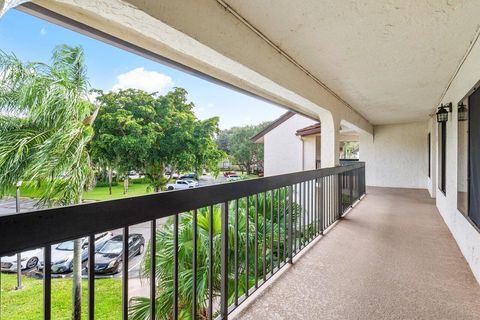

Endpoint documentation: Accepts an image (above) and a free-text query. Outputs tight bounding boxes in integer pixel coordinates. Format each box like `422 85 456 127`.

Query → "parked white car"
227 175 242 182
1 248 43 272
166 180 194 190
181 178 199 187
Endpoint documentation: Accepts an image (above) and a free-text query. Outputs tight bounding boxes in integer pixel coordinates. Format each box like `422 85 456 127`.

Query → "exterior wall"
302 135 317 171
427 117 437 198
263 114 316 176
315 136 321 162
360 121 428 189
433 33 480 283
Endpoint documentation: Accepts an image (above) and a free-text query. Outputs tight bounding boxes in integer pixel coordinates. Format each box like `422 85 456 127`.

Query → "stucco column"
1 1 31 17
320 113 341 168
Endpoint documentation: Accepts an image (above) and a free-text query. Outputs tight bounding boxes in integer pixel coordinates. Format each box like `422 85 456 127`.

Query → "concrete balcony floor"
236 187 480 320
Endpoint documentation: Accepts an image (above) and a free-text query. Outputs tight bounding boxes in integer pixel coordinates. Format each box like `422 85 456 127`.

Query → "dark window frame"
467 90 480 230
438 122 447 195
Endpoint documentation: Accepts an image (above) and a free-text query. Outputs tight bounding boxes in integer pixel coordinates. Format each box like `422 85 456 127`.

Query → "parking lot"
0 174 238 297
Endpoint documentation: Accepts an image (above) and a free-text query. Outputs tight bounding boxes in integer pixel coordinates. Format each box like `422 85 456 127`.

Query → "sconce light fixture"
436 103 452 123
458 102 468 122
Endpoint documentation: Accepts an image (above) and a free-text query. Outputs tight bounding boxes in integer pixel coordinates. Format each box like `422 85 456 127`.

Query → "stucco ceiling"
223 0 480 125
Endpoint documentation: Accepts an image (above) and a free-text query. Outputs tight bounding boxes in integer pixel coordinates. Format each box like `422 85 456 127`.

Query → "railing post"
88 234 95 320
288 185 293 264
122 227 129 320
320 177 324 235
362 165 366 196
150 220 156 320
44 245 51 320
338 173 342 219
349 169 353 207
220 202 229 319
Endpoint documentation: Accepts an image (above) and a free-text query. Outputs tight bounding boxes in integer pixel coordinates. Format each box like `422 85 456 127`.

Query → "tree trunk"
72 238 82 320
108 167 112 195
123 174 129 194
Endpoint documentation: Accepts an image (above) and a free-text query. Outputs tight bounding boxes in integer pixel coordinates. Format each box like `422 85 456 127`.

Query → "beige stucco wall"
433 31 480 284
360 121 429 189
263 114 316 176
427 117 437 198
302 135 317 171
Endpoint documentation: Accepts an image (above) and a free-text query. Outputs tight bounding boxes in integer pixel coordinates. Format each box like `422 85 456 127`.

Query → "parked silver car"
46 232 113 273
1 248 43 272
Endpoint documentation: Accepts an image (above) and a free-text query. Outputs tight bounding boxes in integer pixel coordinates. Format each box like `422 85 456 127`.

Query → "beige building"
252 112 359 176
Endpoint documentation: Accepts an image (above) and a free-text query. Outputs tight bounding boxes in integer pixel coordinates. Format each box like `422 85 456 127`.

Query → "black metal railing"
0 163 366 320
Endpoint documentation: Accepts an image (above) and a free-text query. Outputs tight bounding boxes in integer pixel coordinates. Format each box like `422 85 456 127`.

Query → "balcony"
2 1 480 319
0 163 365 319
235 187 480 319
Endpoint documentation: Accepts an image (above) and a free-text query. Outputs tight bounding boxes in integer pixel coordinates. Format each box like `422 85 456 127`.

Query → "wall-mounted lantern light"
436 103 452 123
458 102 468 122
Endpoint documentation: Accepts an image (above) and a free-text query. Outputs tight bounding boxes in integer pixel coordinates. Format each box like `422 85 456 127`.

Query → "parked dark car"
38 232 112 274
179 173 198 180
180 172 198 180
91 234 145 275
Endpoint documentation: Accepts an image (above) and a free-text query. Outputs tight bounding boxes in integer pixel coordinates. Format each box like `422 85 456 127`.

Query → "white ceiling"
223 0 480 125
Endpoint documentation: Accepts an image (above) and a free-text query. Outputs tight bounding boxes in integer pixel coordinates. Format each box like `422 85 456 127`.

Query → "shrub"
130 177 150 184
95 181 119 188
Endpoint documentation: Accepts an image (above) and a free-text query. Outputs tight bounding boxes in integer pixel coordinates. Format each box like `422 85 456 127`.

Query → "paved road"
0 197 37 217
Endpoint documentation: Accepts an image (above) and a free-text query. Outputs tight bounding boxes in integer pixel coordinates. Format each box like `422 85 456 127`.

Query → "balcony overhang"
21 0 375 134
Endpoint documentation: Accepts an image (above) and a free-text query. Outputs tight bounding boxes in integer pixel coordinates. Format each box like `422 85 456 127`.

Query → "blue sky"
0 9 285 129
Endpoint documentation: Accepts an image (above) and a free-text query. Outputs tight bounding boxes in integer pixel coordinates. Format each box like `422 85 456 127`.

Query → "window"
467 90 480 228
438 122 446 194
457 100 468 216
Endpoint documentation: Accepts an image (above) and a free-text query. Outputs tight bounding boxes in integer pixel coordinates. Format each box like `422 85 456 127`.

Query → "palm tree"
0 45 97 319
129 189 302 319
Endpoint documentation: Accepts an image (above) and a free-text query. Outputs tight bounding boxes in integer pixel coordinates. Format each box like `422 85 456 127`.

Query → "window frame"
467 91 480 230
438 121 447 195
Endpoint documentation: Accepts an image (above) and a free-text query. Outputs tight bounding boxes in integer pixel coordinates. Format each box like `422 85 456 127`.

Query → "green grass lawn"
0 274 122 320
83 183 152 201
6 174 258 203
5 183 153 202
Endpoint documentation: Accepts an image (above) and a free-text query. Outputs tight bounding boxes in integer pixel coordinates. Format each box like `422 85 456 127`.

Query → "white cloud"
193 105 205 116
40 27 47 36
87 91 100 104
111 67 173 94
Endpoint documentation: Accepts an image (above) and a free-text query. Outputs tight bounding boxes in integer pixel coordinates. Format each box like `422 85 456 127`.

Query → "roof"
250 111 295 143
296 123 321 136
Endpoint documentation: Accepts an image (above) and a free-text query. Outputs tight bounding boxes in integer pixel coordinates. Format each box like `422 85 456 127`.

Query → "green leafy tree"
92 88 225 192
0 45 96 319
148 88 224 188
218 122 270 174
91 89 160 193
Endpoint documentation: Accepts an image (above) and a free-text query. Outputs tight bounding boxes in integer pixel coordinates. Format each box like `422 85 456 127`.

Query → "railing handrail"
0 162 365 257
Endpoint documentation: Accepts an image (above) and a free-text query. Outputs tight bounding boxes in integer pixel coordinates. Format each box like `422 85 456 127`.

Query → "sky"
0 9 285 129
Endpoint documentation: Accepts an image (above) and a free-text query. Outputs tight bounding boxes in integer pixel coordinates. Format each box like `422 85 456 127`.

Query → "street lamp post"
15 181 23 290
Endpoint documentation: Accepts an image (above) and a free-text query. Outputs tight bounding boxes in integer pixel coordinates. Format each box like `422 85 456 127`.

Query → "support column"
320 112 341 168
1 1 31 17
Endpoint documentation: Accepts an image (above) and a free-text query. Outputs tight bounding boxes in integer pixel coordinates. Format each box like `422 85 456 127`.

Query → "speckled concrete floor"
236 187 480 320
